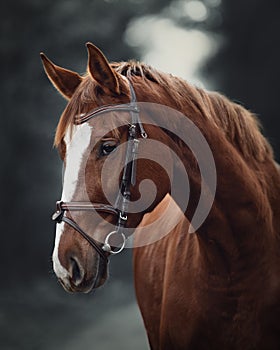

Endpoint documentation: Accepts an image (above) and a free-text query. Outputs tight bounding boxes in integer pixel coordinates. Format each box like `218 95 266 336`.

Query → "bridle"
52 78 147 261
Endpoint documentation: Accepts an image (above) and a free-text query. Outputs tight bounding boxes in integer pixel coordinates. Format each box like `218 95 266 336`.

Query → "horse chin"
59 278 94 294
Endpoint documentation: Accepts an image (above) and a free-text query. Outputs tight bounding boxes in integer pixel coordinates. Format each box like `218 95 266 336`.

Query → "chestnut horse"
41 43 280 349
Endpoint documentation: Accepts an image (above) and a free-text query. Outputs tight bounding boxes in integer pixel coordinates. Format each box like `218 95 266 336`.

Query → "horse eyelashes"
99 141 118 157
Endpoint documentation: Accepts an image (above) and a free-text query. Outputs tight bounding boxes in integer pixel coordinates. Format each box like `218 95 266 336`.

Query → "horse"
41 43 280 349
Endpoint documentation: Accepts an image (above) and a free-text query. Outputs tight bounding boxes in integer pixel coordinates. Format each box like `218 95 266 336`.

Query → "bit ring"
102 231 126 255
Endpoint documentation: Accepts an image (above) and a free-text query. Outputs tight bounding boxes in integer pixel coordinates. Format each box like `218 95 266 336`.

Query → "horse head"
41 43 175 292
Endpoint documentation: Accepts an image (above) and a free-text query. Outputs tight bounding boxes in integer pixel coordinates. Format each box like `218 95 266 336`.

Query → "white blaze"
52 123 92 279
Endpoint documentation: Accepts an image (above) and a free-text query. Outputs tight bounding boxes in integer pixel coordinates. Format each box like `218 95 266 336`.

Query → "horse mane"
55 60 273 162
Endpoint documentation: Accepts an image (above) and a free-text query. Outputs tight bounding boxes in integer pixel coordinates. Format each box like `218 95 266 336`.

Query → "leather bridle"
52 79 147 261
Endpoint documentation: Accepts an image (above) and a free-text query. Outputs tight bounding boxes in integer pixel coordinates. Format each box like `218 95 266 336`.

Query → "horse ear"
86 42 120 95
40 53 82 99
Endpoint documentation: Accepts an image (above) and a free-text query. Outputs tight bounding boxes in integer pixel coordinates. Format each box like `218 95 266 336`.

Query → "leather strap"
61 216 108 261
75 104 139 124
60 202 118 216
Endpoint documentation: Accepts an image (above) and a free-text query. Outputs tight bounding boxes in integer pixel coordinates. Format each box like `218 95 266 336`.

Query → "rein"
52 79 147 261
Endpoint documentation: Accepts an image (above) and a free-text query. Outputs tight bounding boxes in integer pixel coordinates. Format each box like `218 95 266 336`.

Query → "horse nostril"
69 257 84 286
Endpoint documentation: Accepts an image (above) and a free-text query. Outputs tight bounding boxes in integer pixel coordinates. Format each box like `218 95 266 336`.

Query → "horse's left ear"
86 42 120 95
40 53 82 99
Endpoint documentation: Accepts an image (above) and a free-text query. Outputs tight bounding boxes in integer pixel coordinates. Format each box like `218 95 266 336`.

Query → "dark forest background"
0 0 279 349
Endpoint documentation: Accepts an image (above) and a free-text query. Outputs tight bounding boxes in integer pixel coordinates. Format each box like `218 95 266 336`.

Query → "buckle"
119 212 128 221
52 200 64 222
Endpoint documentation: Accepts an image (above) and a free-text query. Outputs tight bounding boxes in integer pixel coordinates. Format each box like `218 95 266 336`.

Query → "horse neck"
133 77 280 268
165 118 280 271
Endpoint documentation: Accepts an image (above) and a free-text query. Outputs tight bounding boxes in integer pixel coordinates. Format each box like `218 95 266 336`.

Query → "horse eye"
100 140 118 156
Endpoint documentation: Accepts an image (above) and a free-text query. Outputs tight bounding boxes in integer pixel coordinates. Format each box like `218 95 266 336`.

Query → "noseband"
52 79 147 261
